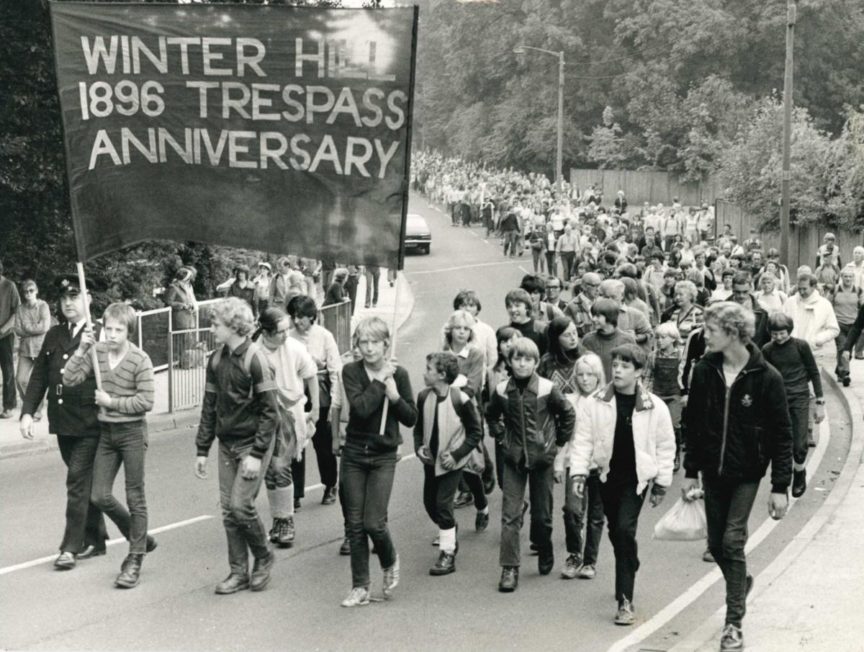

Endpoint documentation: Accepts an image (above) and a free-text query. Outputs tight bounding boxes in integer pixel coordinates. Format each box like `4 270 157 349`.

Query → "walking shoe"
560 554 582 579
274 517 295 548
719 623 744 651
792 469 807 497
703 548 716 563
855 353 864 360
53 551 77 570
538 550 554 576
498 566 519 592
577 564 596 579
475 510 489 532
146 535 158 553
269 520 279 543
382 555 400 597
114 554 143 589
843 377 851 387
77 544 107 560
250 553 274 591
339 537 351 556
321 487 337 505
614 598 636 626
0 409 12 419
294 498 302 511
341 586 370 607
528 542 539 556
429 551 456 576
215 573 249 594
215 573 249 595
454 491 473 508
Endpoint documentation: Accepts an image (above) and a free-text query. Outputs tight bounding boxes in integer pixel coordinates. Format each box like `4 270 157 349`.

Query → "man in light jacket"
569 343 675 626
782 272 840 361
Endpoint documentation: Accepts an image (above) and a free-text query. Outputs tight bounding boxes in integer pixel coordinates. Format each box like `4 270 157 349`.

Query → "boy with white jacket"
570 343 675 626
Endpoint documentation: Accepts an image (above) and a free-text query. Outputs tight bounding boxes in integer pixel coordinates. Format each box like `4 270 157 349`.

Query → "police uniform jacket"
21 322 102 437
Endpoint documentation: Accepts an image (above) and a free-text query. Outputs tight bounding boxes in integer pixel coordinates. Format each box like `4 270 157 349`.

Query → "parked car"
404 213 431 254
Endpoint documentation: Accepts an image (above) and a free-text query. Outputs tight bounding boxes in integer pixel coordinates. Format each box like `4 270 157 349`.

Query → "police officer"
20 275 108 570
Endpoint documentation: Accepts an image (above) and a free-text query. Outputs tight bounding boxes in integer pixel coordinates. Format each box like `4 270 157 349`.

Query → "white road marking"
0 515 214 576
408 260 526 276
2 452 421 578
608 416 831 652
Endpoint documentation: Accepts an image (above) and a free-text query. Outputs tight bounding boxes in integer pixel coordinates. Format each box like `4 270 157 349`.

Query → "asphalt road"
0 195 851 652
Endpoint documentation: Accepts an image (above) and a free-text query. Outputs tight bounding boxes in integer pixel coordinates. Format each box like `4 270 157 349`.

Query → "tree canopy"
416 0 864 226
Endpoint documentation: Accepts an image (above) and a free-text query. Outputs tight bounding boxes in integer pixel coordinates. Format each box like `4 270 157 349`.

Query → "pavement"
0 269 414 460
667 361 864 652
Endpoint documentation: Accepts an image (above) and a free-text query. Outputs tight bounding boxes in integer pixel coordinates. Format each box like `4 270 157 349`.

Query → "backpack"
210 342 297 459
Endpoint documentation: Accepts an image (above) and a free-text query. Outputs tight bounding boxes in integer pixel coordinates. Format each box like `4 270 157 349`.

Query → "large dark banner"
50 2 417 267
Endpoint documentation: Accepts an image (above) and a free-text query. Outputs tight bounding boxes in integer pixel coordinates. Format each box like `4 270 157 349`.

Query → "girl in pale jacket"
552 352 606 581
569 343 675 626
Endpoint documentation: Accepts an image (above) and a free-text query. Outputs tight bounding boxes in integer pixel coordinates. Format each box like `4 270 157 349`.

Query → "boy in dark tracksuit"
684 302 792 652
486 338 575 593
414 352 483 576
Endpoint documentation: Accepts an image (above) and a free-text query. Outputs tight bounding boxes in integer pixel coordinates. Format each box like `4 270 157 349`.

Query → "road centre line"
0 515 214 576
608 414 831 652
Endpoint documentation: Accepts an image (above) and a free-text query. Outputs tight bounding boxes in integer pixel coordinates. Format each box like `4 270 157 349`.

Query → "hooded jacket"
684 344 793 493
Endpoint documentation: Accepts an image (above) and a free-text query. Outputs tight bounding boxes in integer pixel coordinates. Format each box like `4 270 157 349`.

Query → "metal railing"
165 299 352 413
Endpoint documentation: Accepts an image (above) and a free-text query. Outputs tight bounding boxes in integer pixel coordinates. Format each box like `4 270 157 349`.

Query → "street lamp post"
514 45 565 193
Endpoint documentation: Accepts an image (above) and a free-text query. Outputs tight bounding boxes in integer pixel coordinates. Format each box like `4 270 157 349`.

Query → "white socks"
793 462 807 472
439 527 457 554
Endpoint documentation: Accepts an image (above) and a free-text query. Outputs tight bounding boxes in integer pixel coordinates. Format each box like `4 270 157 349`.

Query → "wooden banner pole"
76 262 103 391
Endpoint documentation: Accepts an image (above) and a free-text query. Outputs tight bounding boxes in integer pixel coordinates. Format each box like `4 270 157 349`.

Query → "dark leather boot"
115 554 143 589
250 553 275 591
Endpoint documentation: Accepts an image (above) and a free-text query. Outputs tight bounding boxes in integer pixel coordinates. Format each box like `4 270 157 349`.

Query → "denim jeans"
563 470 604 565
599 481 647 603
788 395 811 467
57 434 107 553
703 475 760 628
837 323 853 380
340 446 397 589
312 409 338 489
364 267 380 306
0 334 15 411
499 459 554 567
423 466 462 530
90 421 149 554
218 439 274 575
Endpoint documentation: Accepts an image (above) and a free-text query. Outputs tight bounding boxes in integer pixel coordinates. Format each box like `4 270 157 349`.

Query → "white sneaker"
341 586 370 607
382 554 400 597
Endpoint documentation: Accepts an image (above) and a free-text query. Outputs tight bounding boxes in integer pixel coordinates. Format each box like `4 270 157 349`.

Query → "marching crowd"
4 154 864 652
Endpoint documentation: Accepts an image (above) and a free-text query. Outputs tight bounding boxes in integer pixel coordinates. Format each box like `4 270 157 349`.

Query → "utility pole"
779 0 797 265
513 45 565 193
556 51 564 193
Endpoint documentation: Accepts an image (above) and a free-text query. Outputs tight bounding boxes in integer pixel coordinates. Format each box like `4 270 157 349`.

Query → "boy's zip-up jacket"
568 382 676 495
683 344 793 493
485 373 575 469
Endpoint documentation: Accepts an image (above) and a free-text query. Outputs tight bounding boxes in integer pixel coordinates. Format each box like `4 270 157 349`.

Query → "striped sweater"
63 342 155 422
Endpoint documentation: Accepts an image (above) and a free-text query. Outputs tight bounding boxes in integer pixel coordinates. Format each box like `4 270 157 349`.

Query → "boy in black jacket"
486 338 575 593
414 352 483 576
683 302 792 652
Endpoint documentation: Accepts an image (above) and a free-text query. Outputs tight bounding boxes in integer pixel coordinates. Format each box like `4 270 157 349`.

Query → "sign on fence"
50 2 418 268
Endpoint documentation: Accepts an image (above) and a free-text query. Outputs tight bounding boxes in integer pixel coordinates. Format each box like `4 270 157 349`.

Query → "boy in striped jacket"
63 302 156 589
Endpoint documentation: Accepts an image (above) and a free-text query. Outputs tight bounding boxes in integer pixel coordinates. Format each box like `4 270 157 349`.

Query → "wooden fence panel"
569 168 720 207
